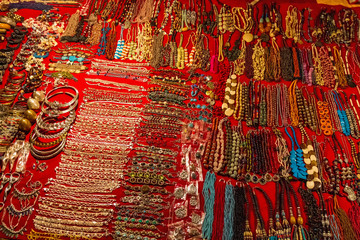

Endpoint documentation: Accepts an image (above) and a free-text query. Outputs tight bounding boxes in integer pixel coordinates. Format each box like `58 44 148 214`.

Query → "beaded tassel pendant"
114 39 124 59
244 220 253 240
275 212 284 240
96 22 111 56
286 127 307 180
302 140 321 190
332 91 350 136
282 210 291 240
120 42 130 60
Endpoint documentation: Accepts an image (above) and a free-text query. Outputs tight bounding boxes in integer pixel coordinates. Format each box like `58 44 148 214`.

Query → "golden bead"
32 91 45 102
297 216 304 225
24 110 37 123
19 118 32 132
290 216 296 225
27 97 40 110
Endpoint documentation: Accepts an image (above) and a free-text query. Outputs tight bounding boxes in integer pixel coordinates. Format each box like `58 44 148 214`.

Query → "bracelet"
38 202 113 214
36 110 76 131
0 23 11 30
35 216 107 227
40 196 117 208
63 149 128 160
44 86 79 109
30 137 66 160
41 92 78 117
34 223 108 238
33 123 70 140
30 131 67 148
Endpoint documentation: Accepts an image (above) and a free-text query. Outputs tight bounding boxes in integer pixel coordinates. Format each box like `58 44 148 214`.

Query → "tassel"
275 213 284 240
298 225 308 240
334 196 358 240
348 203 360 238
244 219 253 240
269 217 277 240
105 21 117 60
255 219 267 240
335 206 358 240
282 214 291 240
210 54 219 74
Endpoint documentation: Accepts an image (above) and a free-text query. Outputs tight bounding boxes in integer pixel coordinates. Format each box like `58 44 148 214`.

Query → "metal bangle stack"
30 86 79 160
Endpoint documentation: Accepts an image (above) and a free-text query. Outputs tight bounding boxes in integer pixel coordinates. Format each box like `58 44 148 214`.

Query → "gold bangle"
0 23 11 30
0 16 15 27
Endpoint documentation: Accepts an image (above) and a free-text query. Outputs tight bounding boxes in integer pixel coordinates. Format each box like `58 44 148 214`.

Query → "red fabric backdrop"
0 0 359 239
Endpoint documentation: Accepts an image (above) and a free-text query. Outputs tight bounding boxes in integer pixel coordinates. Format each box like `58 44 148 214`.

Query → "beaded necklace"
339 92 360 139
233 185 247 239
252 40 265 81
332 90 350 136
299 125 321 190
288 80 299 127
314 87 333 136
285 126 307 180
280 41 294 81
344 48 356 87
243 185 253 240
249 186 267 239
311 44 323 85
273 128 290 178
222 183 234 240
213 118 226 173
275 181 285 239
202 171 216 240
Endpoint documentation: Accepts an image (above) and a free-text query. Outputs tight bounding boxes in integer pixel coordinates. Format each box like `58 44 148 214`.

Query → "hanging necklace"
176 34 185 69
249 186 267 240
285 126 307 180
299 124 321 190
252 40 265 81
300 8 313 43
243 186 253 240
259 3 271 42
314 87 333 136
275 181 285 239
255 187 276 239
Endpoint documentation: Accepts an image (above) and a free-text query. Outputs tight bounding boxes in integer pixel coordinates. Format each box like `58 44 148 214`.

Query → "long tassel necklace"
105 20 117 60
249 186 267 240
326 197 343 240
347 201 360 239
286 181 309 240
279 180 291 240
211 179 226 240
333 196 359 240
255 187 276 239
243 185 253 240
318 190 333 240
275 181 284 240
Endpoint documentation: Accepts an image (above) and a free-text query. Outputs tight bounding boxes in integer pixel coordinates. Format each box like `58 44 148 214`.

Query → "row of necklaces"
202 173 360 240
49 0 360 90
222 80 360 138
203 116 360 198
